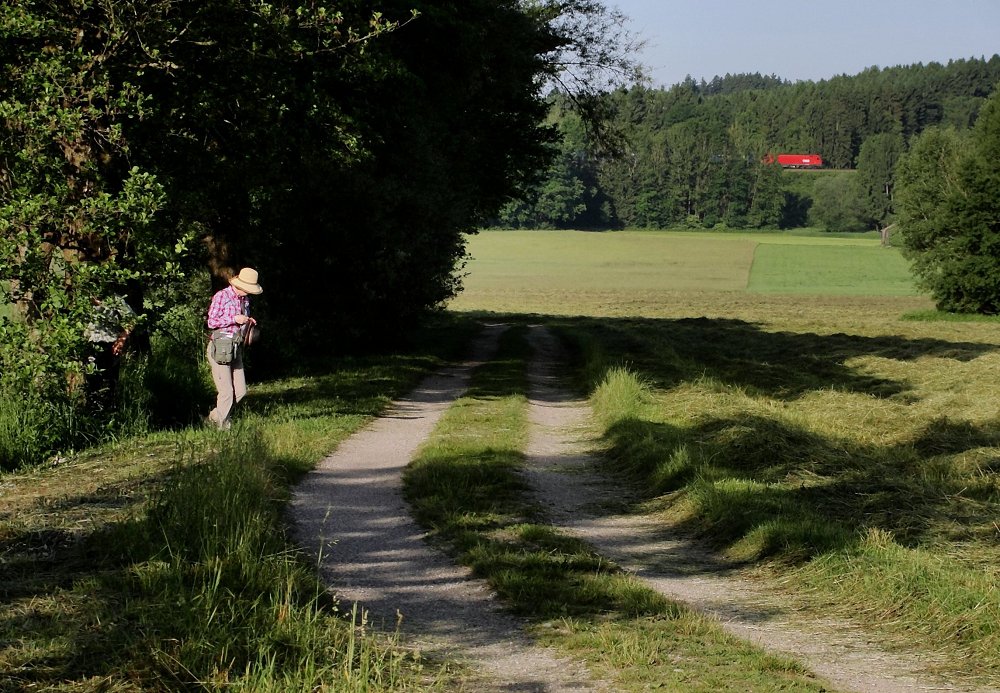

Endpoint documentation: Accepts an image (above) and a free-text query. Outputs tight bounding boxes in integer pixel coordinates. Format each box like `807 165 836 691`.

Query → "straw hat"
230 267 263 295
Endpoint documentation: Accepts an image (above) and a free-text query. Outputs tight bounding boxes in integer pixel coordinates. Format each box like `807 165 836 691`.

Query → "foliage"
0 2 191 443
234 0 642 345
0 0 640 465
896 88 1000 313
808 172 868 232
855 131 905 228
495 104 612 228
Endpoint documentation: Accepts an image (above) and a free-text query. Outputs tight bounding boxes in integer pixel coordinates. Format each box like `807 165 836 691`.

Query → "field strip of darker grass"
403 324 832 692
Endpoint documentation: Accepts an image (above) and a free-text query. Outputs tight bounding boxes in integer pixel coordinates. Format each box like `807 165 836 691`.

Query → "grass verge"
403 324 831 691
0 316 480 690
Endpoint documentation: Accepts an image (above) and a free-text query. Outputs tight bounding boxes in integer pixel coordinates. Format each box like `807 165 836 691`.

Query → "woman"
206 267 262 430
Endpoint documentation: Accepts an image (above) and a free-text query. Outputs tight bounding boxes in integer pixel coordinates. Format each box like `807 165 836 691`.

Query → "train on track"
762 153 824 168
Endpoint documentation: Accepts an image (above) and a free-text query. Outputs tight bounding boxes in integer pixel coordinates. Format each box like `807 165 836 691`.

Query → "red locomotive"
762 153 823 168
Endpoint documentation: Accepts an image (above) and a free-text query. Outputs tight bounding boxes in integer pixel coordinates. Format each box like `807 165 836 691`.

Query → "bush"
142 301 213 428
0 319 96 469
897 90 1000 313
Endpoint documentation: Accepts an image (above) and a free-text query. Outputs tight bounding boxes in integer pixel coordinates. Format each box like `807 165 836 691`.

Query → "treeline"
499 56 1000 230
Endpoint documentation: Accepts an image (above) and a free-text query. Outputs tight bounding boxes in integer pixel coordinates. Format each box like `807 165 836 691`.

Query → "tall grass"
0 382 51 468
1 315 480 690
798 528 999 656
141 301 215 429
0 376 92 469
83 425 423 690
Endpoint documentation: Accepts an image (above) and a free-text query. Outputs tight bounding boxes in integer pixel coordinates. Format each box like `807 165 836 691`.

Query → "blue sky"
610 0 1000 88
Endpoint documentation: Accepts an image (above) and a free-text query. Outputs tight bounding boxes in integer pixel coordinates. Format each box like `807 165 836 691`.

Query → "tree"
0 1 190 414
896 91 1000 313
855 132 905 229
809 173 868 232
1 0 642 464
746 161 784 228
496 148 588 228
250 0 642 344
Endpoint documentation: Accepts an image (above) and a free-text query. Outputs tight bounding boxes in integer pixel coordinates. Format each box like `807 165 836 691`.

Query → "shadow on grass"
477 311 1000 566
246 355 443 420
546 314 999 400
0 463 178 687
598 404 1000 562
241 315 484 422
407 449 682 622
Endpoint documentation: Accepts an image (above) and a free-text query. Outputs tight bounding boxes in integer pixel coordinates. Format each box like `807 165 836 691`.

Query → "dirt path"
290 322 996 692
291 324 605 692
522 324 998 693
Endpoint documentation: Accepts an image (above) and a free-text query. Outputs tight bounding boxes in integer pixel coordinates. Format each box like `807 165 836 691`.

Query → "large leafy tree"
855 131 905 229
897 90 1000 313
246 0 642 346
1 0 642 461
0 1 189 406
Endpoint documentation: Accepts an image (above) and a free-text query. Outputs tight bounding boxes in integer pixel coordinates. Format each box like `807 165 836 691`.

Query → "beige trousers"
207 342 246 429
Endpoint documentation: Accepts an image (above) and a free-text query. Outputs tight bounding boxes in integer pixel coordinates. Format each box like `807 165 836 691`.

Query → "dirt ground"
291 324 998 693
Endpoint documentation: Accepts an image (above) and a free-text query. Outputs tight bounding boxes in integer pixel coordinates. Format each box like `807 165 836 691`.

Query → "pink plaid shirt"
207 286 249 336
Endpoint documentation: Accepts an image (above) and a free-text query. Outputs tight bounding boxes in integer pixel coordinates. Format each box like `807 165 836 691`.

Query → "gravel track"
291 323 605 692
290 322 997 692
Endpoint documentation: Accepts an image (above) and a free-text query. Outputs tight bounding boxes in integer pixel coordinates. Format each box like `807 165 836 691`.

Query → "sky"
610 0 1000 88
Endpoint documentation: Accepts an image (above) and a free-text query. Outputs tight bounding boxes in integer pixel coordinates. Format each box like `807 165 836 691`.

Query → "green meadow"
449 229 1000 686
451 230 922 320
5 228 1000 689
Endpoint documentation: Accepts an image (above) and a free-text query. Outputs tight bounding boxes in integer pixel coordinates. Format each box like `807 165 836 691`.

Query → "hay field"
450 229 1000 680
450 229 931 331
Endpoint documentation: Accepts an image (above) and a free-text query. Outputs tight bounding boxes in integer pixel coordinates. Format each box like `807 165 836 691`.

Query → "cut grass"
403 325 831 691
555 316 1000 682
451 230 929 323
4 428 424 691
448 229 1000 684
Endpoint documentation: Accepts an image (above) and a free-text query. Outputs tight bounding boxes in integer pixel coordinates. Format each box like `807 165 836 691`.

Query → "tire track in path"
522 324 998 693
291 323 605 692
